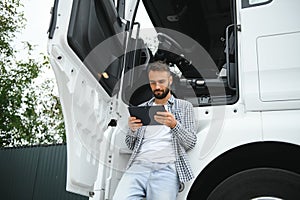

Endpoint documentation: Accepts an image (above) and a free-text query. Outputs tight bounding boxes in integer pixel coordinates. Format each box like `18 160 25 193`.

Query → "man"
113 61 197 200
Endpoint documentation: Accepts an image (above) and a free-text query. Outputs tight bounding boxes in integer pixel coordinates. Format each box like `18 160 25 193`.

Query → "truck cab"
48 0 300 199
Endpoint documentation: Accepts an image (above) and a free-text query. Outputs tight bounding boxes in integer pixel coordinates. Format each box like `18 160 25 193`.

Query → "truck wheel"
207 168 300 200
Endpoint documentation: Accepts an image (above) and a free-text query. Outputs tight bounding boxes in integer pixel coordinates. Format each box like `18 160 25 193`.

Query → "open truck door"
47 0 142 197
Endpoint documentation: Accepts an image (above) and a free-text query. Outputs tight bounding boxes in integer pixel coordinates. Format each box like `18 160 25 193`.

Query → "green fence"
0 144 88 200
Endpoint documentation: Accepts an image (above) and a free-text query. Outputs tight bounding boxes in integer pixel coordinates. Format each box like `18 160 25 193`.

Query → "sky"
12 0 56 82
18 0 54 55
18 0 154 56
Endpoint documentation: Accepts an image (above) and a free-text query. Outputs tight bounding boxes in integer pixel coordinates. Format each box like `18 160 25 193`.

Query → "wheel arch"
187 141 300 199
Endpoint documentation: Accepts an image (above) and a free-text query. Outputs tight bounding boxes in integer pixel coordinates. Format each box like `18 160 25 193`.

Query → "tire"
207 168 300 200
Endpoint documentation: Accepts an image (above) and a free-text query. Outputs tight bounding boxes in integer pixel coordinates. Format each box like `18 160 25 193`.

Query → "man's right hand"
128 116 143 132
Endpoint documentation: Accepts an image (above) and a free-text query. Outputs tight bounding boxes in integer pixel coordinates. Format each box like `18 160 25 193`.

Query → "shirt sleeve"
171 101 197 151
125 129 137 150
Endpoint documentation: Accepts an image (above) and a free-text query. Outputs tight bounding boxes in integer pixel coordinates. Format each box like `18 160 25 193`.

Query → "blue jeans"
112 162 179 200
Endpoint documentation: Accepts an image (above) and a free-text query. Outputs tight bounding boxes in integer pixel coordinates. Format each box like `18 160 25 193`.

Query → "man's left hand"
154 111 177 128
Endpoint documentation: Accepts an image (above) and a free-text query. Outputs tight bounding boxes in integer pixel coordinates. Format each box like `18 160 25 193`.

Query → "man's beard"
153 88 170 99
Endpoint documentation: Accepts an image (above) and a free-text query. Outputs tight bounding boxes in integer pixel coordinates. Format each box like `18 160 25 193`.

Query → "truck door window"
67 0 125 97
249 0 271 5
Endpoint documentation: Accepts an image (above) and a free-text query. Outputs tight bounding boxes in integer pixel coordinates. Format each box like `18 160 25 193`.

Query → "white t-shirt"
134 104 176 163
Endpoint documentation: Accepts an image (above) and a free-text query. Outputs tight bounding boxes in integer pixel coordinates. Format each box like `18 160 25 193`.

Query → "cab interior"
66 0 238 107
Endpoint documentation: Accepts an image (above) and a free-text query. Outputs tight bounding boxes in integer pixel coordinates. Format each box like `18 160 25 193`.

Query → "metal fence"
0 144 88 200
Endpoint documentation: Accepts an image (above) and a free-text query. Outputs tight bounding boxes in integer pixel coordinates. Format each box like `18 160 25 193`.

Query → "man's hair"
148 61 171 75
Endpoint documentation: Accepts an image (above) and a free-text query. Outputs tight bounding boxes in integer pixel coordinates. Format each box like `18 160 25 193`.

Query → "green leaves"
0 0 24 57
0 0 65 147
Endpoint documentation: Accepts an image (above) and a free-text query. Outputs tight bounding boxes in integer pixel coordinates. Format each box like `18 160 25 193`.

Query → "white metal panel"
239 0 300 111
262 110 300 144
124 0 139 21
257 31 300 102
50 44 114 196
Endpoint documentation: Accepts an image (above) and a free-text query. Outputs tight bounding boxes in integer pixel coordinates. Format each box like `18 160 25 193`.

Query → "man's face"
148 70 172 99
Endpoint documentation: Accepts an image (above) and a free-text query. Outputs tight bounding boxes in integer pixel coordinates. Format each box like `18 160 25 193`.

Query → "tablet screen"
128 105 166 125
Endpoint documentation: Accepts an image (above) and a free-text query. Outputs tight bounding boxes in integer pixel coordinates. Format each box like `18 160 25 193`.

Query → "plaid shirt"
125 95 197 182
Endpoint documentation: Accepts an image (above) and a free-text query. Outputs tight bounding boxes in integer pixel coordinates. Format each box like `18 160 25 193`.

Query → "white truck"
47 0 300 199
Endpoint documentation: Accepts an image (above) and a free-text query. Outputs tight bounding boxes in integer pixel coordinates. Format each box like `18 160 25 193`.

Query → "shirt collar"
147 94 175 106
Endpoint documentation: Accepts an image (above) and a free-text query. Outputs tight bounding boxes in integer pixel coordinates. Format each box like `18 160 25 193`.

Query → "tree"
0 0 65 147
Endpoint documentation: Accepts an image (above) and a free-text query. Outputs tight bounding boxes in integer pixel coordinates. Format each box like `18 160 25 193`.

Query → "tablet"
128 105 166 125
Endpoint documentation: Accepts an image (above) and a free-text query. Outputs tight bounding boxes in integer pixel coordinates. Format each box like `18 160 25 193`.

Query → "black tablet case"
128 105 166 125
